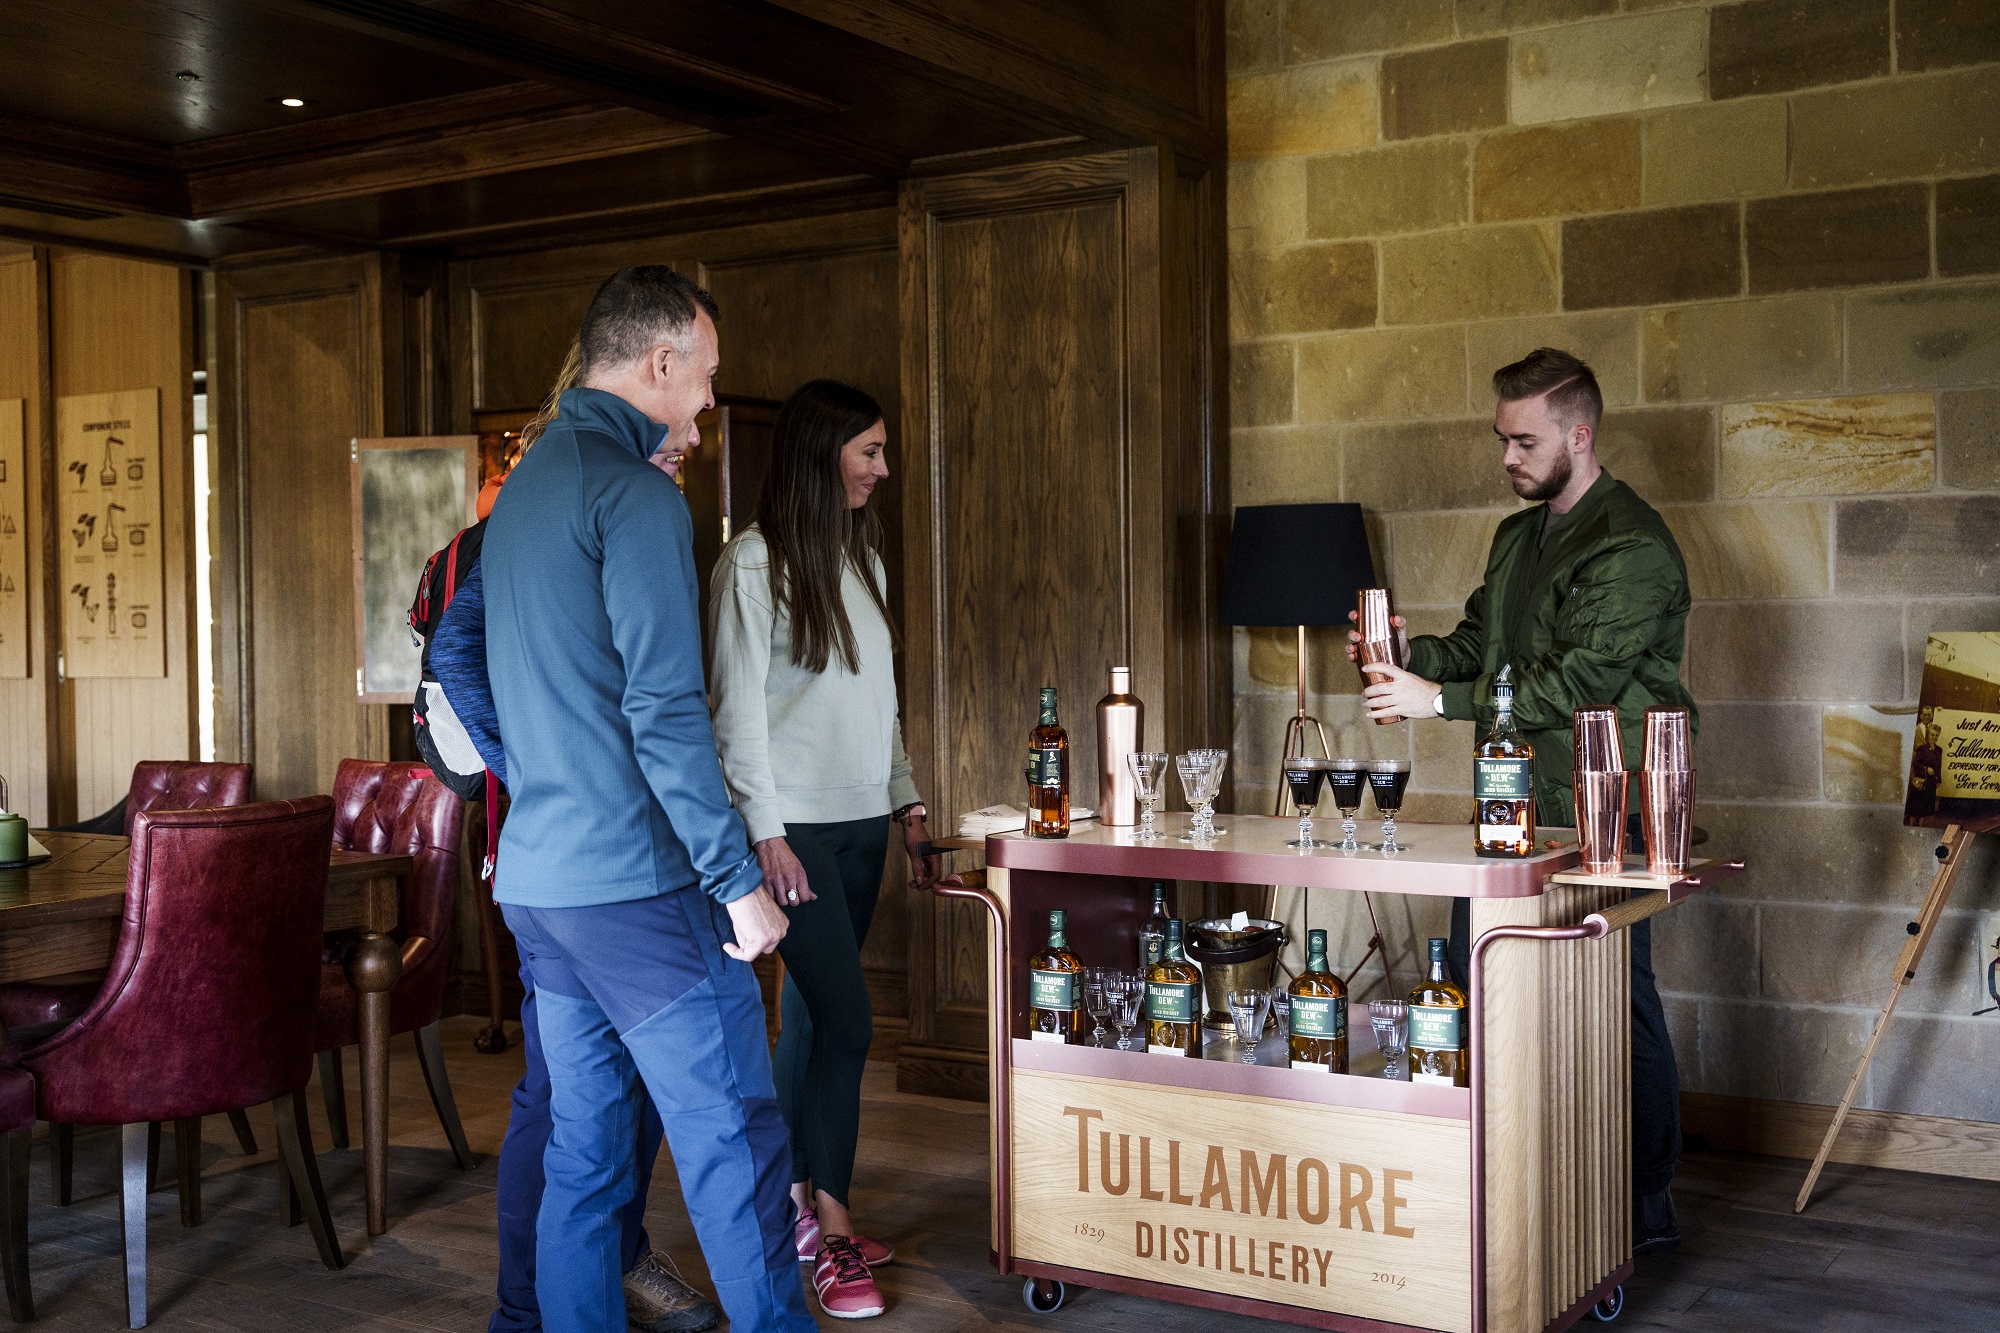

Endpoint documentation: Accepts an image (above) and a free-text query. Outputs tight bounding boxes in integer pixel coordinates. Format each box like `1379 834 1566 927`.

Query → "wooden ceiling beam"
188 105 717 217
264 0 909 177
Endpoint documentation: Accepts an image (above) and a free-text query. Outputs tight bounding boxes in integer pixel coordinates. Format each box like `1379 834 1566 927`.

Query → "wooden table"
0 832 413 1236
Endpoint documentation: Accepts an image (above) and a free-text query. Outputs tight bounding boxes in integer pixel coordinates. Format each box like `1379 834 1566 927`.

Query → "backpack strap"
483 767 501 882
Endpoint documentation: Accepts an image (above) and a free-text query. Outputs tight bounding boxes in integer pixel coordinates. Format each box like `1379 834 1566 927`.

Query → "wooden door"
897 148 1227 1097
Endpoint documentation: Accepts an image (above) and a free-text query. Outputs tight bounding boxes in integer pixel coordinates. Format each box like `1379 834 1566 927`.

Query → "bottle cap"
1428 937 1448 961
1110 666 1131 692
1049 909 1066 930
1165 918 1183 941
1307 928 1328 953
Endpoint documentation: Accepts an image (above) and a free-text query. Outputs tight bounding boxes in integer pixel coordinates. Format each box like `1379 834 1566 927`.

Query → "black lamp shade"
1218 503 1378 628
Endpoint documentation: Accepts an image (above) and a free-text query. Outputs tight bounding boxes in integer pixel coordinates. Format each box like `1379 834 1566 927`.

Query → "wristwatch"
893 802 927 826
1432 692 1445 717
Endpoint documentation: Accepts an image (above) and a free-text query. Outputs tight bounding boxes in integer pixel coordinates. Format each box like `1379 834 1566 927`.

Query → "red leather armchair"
314 760 473 1173
18 799 346 1328
0 1068 33 1323
46 760 253 839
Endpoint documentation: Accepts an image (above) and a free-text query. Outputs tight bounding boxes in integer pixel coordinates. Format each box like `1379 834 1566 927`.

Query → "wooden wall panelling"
896 148 1223 1097
47 252 195 818
212 254 395 799
0 247 59 825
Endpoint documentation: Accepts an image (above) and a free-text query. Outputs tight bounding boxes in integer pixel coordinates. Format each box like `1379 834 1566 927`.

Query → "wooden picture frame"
350 436 478 705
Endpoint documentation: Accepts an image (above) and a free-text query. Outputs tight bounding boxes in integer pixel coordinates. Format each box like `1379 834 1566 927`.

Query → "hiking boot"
795 1205 895 1266
623 1251 721 1333
812 1236 886 1320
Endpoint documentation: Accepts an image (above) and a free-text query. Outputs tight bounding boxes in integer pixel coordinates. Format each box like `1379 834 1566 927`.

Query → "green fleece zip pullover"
1404 469 1699 828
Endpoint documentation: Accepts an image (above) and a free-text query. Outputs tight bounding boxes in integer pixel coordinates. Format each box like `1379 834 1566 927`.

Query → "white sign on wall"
56 388 165 678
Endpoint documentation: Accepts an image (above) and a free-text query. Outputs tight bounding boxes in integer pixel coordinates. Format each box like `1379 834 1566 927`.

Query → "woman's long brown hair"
518 337 583 452
755 379 894 674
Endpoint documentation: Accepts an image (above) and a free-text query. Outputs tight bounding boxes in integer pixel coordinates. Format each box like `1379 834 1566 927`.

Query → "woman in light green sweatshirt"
706 379 939 1314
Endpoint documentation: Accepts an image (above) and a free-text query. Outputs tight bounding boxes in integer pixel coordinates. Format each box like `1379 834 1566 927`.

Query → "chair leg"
315 1049 349 1153
49 1122 72 1206
119 1123 148 1328
225 1108 258 1155
174 1119 201 1228
270 1093 343 1271
413 1022 475 1171
0 1127 33 1322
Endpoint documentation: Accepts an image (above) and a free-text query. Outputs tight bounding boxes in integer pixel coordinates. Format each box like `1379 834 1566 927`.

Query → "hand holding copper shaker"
1356 588 1402 726
1572 706 1627 874
1639 707 1694 877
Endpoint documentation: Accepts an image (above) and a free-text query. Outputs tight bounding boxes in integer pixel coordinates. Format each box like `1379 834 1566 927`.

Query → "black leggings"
773 816 889 1209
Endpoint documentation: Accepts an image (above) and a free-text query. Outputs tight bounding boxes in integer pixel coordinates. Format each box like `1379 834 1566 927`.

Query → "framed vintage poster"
1904 632 2000 834
0 399 25 679
56 388 164 678
350 436 479 704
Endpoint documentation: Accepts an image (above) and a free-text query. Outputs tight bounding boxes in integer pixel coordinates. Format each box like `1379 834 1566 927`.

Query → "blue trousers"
488 971 664 1333
501 890 813 1333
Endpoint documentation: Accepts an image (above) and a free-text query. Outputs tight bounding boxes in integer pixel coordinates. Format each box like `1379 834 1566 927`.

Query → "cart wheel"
1588 1284 1625 1322
1021 1277 1069 1314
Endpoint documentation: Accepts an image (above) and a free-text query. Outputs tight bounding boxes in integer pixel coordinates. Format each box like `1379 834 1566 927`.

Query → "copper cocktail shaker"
1095 667 1144 825
1639 706 1694 876
1572 706 1627 873
1356 588 1400 725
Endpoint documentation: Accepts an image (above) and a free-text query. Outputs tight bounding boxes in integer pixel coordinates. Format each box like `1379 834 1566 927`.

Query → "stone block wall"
1226 0 2000 1124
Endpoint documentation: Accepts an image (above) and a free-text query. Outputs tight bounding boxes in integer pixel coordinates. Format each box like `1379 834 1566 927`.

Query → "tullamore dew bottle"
1287 928 1348 1073
1408 937 1469 1087
1144 918 1202 1056
1027 909 1083 1043
1026 686 1070 838
1474 665 1535 857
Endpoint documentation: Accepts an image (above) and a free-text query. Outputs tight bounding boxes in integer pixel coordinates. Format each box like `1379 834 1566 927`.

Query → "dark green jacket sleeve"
1405 582 1488 691
1494 531 1688 734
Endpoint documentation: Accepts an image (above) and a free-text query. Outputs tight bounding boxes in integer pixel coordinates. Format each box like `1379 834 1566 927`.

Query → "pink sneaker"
795 1206 895 1267
812 1237 885 1320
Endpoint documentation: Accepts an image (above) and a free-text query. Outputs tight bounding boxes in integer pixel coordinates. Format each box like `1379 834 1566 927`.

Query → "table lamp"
1219 503 1392 994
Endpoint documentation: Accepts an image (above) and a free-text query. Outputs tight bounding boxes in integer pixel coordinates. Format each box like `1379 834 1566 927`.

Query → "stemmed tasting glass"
1229 988 1270 1064
1368 1000 1409 1080
1328 759 1365 852
1083 969 1113 1047
1127 751 1169 840
1367 758 1412 855
1282 756 1328 849
1201 749 1229 835
1176 753 1218 844
1108 974 1143 1050
1267 986 1290 1040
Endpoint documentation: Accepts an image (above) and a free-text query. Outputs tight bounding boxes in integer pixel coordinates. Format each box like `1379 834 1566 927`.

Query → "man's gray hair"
577 266 720 374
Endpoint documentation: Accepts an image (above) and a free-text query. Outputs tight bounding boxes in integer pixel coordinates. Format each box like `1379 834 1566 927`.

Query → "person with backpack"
705 379 941 1321
480 266 810 1333
418 347 726 1333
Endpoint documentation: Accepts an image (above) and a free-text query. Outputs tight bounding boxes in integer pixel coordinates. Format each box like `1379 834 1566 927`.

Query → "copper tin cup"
1357 588 1399 724
1575 771 1628 873
1573 706 1624 775
1642 706 1692 772
1640 769 1695 876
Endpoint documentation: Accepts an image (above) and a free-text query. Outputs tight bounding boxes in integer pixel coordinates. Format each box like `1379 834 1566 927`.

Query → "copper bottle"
1357 588 1400 725
1096 667 1144 826
1639 706 1694 876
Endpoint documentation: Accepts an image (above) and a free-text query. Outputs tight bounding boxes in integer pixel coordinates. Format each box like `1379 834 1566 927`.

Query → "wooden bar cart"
935 813 1744 1333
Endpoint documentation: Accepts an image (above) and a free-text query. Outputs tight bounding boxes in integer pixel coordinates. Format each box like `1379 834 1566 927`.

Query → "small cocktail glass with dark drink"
1282 756 1328 848
1328 759 1366 851
1367 758 1411 855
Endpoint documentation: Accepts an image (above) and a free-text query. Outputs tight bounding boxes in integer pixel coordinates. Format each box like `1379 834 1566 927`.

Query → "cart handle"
930 872 1014 1275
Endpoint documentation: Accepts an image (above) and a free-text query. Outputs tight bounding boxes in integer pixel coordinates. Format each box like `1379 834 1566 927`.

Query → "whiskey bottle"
1287 928 1348 1073
1474 665 1535 858
1144 918 1202 1057
1027 909 1083 1043
1026 686 1070 838
1408 937 1469 1087
1138 881 1170 970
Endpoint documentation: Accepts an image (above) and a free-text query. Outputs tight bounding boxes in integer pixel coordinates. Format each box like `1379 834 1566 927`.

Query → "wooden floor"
15 1015 2000 1330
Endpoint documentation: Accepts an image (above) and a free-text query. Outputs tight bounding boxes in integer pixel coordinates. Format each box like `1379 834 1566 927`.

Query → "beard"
1510 449 1573 502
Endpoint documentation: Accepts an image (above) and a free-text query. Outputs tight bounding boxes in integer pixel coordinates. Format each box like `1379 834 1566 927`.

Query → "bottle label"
1474 757 1532 800
1412 1070 1457 1087
1145 979 1197 1024
1290 1059 1333 1073
1027 747 1063 789
1140 935 1163 969
1289 994 1346 1040
1409 1003 1465 1050
1030 969 1077 1013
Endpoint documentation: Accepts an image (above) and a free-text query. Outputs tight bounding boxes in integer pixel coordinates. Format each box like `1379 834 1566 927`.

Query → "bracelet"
892 802 925 825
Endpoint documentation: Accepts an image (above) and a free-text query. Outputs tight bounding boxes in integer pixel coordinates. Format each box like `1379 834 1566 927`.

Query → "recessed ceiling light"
279 97 307 108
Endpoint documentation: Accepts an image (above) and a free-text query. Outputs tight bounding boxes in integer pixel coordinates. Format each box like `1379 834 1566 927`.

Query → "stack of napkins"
957 804 1096 837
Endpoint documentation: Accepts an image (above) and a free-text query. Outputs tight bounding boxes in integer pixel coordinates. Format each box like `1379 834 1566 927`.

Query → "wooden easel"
1795 823 1977 1212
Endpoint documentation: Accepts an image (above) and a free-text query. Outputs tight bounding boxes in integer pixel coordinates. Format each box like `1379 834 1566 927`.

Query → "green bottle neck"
1306 948 1329 973
1038 689 1059 726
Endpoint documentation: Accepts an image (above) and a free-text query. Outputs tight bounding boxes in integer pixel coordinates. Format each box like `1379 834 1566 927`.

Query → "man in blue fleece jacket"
482 266 811 1333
